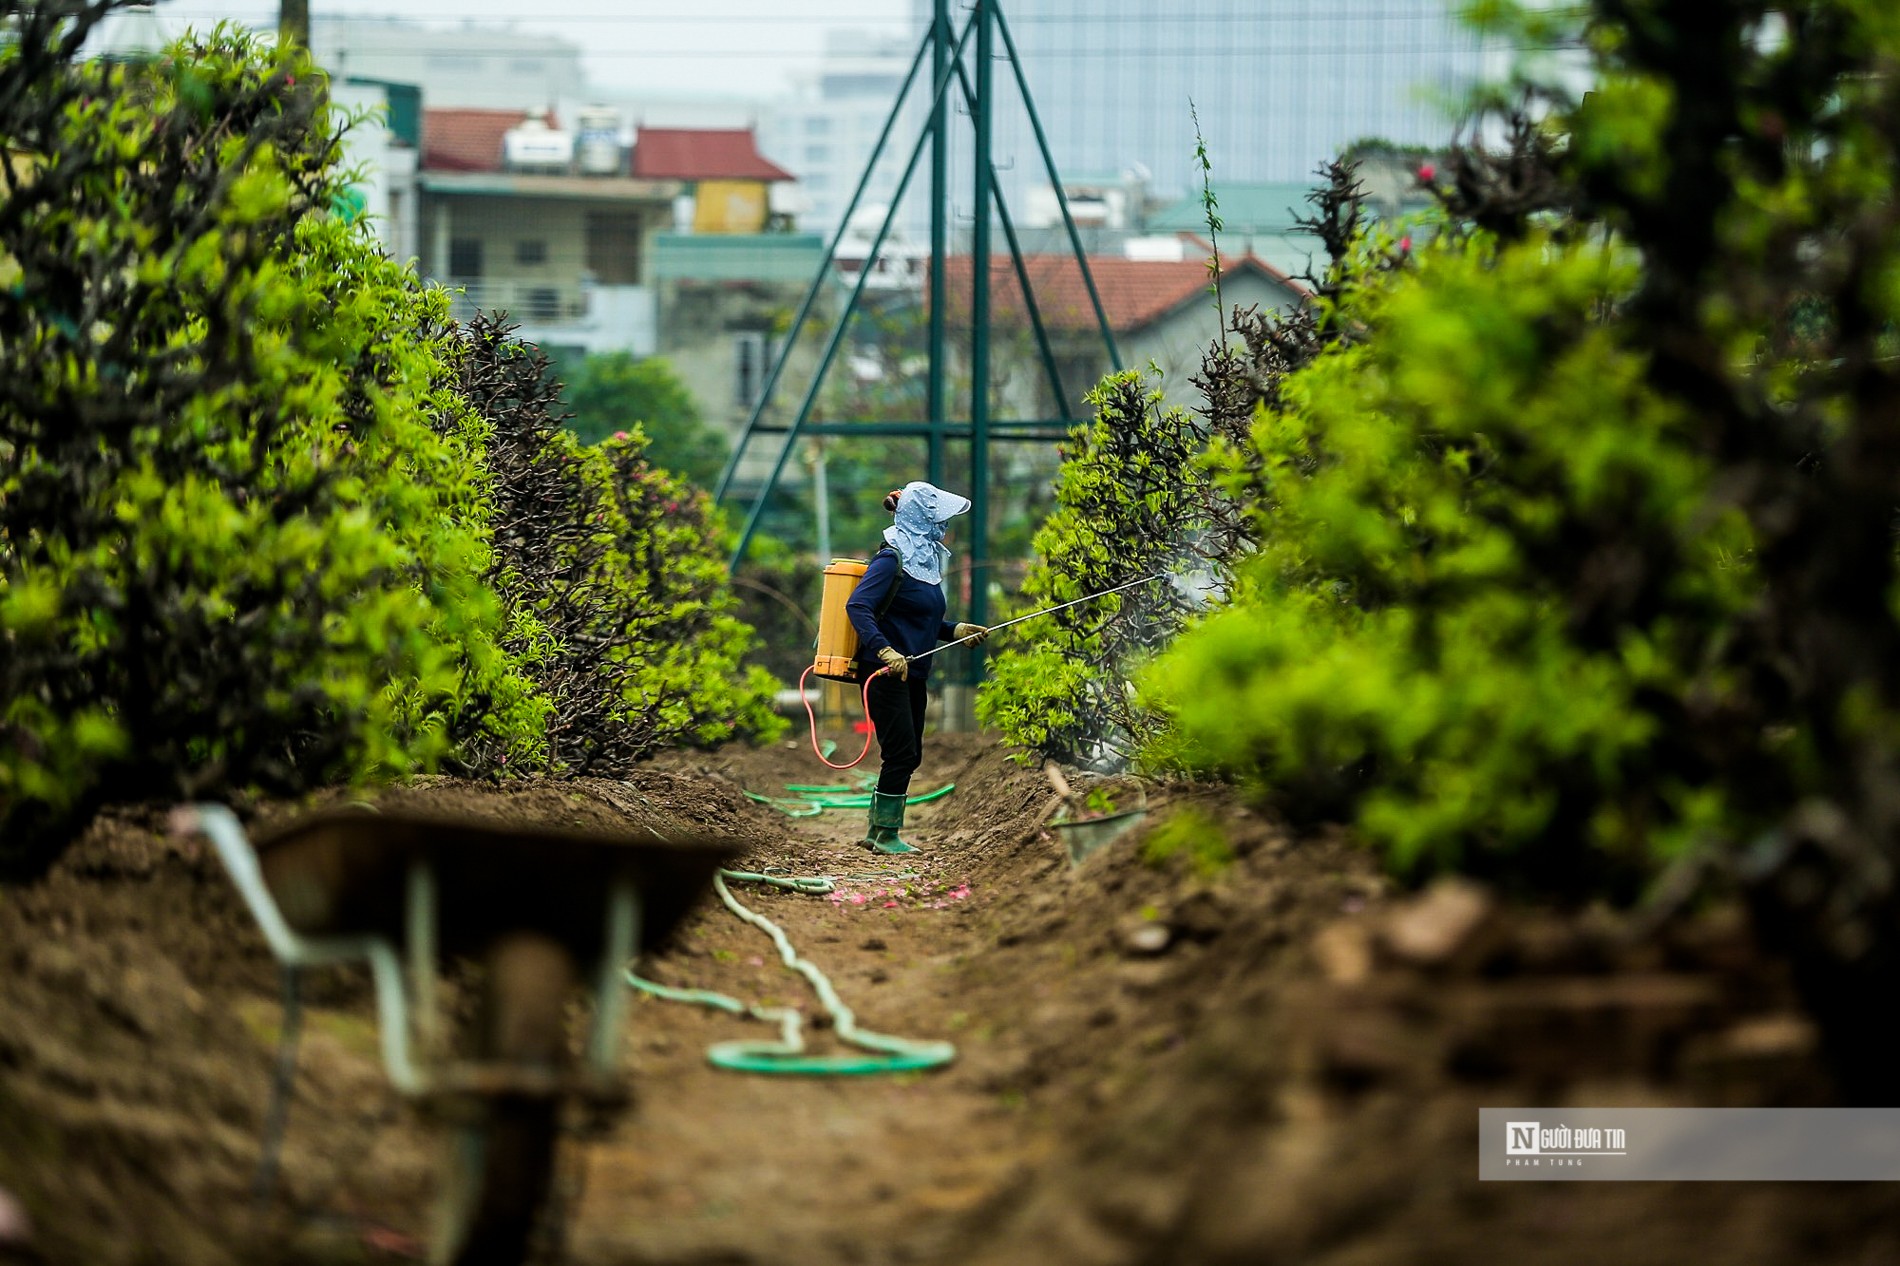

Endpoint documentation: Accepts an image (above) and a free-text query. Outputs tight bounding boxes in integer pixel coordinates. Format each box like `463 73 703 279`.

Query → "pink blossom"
1416 162 1436 182
362 1226 421 1256
1399 235 1413 253
614 430 629 440
882 901 899 908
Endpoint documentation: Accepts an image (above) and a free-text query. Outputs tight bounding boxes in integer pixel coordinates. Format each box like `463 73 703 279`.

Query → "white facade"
313 15 762 137
444 281 658 361
1024 170 1151 231
329 78 420 266
420 173 675 361
830 205 926 291
310 17 584 112
83 3 174 60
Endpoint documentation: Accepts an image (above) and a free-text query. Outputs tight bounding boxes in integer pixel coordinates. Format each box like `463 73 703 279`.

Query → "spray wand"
798 572 1162 772
903 571 1162 665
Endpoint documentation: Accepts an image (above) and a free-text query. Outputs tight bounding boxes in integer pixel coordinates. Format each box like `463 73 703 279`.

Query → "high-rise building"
758 31 914 239
905 0 1491 226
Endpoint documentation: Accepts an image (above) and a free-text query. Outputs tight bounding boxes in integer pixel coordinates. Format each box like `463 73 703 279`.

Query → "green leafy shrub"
0 16 536 873
976 163 1371 769
595 429 788 750
0 8 782 874
1140 807 1234 880
974 371 1223 769
730 534 823 685
1136 0 1900 1097
449 317 783 772
1148 228 1755 898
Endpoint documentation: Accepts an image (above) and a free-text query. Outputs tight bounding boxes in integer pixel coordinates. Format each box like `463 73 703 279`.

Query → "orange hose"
797 664 892 771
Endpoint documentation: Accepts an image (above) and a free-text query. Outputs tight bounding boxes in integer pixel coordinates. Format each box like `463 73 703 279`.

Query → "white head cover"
882 480 971 586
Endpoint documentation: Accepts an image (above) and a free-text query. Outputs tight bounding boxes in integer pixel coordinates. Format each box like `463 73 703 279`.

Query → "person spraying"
845 481 989 854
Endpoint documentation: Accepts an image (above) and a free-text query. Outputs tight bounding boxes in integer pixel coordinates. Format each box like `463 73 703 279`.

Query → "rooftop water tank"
503 115 574 173
575 106 622 177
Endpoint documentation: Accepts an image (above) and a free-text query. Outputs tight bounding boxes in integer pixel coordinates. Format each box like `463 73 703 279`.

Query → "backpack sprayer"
799 563 1161 770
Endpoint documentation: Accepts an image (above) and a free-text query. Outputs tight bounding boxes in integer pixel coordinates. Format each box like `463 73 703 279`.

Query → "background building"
757 30 912 239
632 128 796 235
309 16 763 138
311 16 586 111
330 78 423 266
947 252 1308 420
903 0 1490 231
650 232 831 481
418 106 683 360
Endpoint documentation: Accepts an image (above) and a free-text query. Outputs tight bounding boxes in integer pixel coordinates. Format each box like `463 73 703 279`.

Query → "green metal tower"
714 0 1120 680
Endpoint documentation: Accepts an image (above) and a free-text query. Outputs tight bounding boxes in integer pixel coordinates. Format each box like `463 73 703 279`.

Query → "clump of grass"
1140 807 1235 879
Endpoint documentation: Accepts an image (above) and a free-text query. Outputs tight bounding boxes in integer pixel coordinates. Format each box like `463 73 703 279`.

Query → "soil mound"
1 738 1894 1265
0 769 763 1265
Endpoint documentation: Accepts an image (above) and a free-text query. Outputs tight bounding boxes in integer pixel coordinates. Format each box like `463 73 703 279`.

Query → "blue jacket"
846 548 959 683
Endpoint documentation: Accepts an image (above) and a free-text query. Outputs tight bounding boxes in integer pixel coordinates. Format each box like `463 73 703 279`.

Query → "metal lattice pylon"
714 0 1121 651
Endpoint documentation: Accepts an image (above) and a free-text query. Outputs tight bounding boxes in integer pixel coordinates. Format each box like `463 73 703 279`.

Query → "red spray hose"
797 663 891 770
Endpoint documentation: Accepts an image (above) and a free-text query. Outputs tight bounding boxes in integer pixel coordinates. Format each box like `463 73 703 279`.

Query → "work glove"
876 646 909 680
954 622 989 645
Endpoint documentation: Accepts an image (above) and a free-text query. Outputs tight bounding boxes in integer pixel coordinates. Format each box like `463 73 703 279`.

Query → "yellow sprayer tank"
812 558 869 682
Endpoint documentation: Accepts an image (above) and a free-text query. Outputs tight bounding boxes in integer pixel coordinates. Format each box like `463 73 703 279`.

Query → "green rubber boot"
864 790 916 855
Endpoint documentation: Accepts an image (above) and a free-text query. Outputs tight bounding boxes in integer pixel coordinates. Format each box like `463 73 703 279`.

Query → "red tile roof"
423 107 548 173
631 128 793 183
943 254 1305 333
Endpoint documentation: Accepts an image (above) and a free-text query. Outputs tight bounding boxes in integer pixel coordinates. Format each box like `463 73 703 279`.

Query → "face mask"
883 481 971 585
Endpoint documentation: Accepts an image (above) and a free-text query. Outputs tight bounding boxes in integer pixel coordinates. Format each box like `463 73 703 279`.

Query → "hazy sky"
155 0 911 99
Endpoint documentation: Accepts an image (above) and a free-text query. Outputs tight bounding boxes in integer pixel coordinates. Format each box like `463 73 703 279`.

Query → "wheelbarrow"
174 802 745 1266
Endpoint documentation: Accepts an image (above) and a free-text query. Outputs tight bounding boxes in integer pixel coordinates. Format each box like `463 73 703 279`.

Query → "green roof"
1145 182 1320 235
652 233 828 283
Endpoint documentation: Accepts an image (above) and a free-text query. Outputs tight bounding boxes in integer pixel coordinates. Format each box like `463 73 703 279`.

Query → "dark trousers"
867 672 930 796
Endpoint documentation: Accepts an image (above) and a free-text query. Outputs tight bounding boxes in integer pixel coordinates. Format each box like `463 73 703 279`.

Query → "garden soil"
2 732 1897 1265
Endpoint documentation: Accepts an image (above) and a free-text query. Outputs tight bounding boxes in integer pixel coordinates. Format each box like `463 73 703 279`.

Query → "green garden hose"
741 792 825 817
745 782 957 817
783 778 876 793
626 871 955 1076
716 868 835 896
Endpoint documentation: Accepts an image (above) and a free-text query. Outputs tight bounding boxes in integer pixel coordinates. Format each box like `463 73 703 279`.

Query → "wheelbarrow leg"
432 932 575 1266
408 860 439 1058
588 877 641 1077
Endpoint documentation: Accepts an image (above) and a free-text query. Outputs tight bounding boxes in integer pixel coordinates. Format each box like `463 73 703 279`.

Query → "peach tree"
975 163 1372 769
0 7 780 876
1148 0 1900 1096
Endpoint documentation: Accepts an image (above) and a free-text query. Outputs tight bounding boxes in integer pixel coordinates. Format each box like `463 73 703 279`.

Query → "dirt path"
5 732 1900 1265
572 734 1061 1266
573 734 1900 1266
